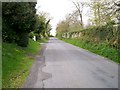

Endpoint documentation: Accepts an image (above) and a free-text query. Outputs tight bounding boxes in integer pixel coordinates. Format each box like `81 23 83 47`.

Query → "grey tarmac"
23 37 118 88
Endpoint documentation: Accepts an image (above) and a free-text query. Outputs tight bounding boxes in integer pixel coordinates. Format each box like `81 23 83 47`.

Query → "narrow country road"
24 37 118 88
43 37 118 88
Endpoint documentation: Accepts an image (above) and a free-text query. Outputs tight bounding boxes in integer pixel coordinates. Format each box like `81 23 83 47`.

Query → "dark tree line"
2 2 51 47
2 2 36 47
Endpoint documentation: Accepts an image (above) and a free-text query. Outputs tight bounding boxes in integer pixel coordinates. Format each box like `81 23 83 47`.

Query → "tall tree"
34 13 51 40
65 11 82 31
2 2 36 47
72 1 85 28
89 0 114 26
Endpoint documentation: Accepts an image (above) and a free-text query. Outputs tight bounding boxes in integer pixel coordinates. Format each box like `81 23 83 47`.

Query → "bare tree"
72 1 85 28
112 0 120 22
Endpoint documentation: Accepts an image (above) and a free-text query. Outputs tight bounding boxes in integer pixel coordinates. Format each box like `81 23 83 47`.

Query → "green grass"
2 39 41 88
62 38 119 63
38 38 48 43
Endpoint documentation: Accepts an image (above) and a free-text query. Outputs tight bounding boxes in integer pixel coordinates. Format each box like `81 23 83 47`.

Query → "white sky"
36 0 90 36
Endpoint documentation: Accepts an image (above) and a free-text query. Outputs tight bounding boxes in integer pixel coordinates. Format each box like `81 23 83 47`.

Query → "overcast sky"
36 0 90 36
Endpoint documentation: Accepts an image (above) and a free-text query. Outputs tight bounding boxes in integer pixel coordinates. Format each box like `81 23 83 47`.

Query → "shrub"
17 33 29 47
2 2 36 47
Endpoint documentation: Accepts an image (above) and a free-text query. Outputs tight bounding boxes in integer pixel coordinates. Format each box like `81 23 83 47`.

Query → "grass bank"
2 39 41 88
62 38 119 63
38 38 48 43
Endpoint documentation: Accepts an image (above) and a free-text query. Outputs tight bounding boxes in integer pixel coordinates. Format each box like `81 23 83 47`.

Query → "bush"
60 20 118 48
29 32 35 39
17 33 29 47
78 23 117 48
2 2 36 47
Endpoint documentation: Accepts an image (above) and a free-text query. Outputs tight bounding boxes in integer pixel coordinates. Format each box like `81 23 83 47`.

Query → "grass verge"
62 38 119 63
38 38 49 43
2 39 41 88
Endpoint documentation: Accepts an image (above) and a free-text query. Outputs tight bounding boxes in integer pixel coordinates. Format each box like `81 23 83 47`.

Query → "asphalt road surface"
43 37 118 88
24 37 118 88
